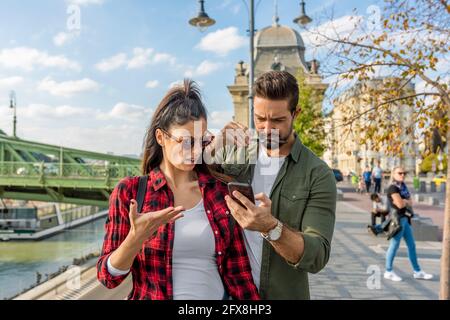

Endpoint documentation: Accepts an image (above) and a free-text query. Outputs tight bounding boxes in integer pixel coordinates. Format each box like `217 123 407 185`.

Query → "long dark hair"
141 79 208 174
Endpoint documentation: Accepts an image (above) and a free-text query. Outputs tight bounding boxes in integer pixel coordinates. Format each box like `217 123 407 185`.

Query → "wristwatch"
261 219 283 242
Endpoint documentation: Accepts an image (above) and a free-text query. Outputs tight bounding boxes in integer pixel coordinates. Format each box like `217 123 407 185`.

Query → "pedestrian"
363 166 372 194
367 193 388 236
351 173 359 192
372 161 383 193
358 174 365 194
383 166 433 282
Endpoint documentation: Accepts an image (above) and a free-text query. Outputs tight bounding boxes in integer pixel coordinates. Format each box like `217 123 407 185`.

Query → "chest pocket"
278 188 310 230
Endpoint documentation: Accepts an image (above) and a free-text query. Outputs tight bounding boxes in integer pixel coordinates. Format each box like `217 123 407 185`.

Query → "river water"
0 216 107 300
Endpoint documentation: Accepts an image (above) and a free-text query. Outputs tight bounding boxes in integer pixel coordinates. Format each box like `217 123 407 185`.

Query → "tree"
294 75 327 157
306 0 450 298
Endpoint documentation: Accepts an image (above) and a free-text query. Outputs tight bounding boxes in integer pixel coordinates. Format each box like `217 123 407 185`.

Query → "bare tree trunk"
440 118 450 300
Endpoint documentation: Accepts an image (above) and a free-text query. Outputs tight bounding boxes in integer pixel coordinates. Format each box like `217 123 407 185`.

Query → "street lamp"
293 0 312 27
9 91 17 138
188 0 215 32
189 0 312 129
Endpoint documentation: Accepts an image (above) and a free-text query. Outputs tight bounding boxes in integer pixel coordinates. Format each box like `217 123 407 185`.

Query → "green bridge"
0 132 141 206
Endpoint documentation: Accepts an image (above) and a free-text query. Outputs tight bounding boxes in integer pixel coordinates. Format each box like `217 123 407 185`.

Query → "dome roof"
255 24 305 49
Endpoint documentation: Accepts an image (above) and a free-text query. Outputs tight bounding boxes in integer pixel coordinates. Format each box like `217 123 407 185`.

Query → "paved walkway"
338 181 445 237
309 200 441 300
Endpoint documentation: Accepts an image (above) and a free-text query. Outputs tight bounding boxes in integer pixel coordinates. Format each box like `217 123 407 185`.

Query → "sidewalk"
309 200 441 300
338 181 445 236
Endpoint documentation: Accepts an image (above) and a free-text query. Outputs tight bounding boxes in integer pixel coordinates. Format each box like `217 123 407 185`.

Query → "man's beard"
259 124 293 150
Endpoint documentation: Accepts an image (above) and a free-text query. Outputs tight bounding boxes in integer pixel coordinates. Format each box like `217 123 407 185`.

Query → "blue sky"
0 0 381 156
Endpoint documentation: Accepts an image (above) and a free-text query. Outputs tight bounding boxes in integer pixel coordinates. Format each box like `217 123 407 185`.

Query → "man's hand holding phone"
225 183 278 234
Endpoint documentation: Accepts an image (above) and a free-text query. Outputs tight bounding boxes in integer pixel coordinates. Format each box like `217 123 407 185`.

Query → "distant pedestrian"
358 175 365 194
363 167 372 193
367 193 388 236
351 173 359 191
372 162 383 193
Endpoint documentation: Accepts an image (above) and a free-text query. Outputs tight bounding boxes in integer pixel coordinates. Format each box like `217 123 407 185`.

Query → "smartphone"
227 182 255 207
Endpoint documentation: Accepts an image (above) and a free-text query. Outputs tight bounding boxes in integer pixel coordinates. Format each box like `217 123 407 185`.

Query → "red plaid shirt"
97 166 260 300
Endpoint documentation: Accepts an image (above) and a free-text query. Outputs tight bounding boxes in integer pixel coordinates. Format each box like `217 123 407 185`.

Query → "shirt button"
215 230 218 235
218 251 222 256
225 210 230 215
292 195 297 199
207 210 211 214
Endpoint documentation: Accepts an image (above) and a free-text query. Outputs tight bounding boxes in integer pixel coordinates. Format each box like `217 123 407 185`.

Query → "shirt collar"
288 132 303 163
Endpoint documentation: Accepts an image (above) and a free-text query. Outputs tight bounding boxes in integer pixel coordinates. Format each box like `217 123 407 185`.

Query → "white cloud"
184 60 224 77
301 15 364 48
146 80 159 89
96 48 177 72
168 80 183 89
20 104 89 118
37 77 99 97
196 27 246 56
95 53 127 72
96 102 152 121
53 32 78 47
127 48 154 69
153 53 176 66
209 110 233 130
67 0 105 6
0 47 81 72
0 76 24 88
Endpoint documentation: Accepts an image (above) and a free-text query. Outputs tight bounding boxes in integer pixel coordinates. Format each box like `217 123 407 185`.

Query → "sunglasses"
159 128 215 150
396 172 407 176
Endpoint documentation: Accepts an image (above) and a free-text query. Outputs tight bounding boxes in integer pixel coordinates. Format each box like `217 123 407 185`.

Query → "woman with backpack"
97 79 259 300
383 166 433 282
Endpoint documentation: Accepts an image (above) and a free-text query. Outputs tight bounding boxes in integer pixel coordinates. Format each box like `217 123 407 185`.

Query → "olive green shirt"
218 134 336 299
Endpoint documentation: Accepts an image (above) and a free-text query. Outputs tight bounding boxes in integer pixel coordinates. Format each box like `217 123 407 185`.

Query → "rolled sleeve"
107 256 130 276
97 252 130 289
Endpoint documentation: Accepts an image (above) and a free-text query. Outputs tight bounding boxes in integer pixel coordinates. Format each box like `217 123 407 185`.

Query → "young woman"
97 80 259 300
383 166 433 282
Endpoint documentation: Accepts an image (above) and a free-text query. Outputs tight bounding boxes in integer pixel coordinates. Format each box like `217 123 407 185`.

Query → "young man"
208 71 336 299
368 193 389 236
372 162 383 194
363 167 372 194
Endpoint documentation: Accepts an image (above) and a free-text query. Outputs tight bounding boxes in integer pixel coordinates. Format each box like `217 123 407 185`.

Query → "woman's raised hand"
128 199 184 244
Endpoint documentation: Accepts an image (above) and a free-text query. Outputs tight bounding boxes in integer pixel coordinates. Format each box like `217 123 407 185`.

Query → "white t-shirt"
372 167 383 179
244 146 286 290
372 195 388 211
172 199 225 300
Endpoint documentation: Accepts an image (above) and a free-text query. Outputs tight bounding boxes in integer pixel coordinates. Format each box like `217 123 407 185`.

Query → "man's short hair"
253 71 299 113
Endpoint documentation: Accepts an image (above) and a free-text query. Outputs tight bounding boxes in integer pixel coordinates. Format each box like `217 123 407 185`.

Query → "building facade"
324 78 417 175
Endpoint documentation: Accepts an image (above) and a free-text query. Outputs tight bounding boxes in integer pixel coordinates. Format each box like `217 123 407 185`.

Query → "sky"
0 0 388 156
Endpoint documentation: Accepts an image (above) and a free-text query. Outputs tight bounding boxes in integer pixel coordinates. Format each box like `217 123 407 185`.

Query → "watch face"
269 222 282 241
